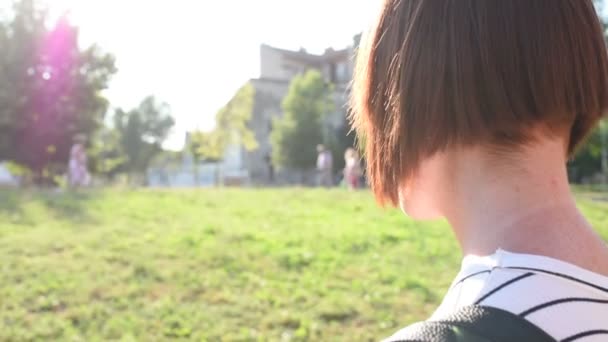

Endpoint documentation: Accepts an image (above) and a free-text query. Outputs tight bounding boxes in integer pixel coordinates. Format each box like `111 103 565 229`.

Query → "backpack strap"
384 305 556 342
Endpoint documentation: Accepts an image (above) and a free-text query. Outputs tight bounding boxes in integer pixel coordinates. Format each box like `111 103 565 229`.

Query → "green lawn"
0 189 606 341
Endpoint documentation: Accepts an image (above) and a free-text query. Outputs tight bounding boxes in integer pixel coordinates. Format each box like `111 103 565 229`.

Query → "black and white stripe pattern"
474 272 535 305
427 251 608 341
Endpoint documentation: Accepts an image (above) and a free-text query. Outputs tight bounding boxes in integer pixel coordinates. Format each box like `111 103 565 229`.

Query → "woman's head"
350 0 608 214
73 134 87 144
345 147 357 161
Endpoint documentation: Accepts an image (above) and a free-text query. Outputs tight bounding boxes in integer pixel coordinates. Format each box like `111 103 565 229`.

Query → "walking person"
68 134 91 188
344 148 362 190
316 144 333 187
351 1 608 340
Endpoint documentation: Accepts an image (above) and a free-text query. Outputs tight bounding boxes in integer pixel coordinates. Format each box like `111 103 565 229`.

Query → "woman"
344 147 362 190
68 134 91 188
351 1 608 340
316 144 334 187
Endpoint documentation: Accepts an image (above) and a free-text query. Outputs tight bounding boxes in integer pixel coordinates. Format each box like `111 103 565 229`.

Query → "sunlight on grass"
0 189 606 341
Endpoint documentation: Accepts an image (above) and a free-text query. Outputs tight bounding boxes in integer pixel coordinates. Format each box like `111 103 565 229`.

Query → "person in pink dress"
68 134 91 187
344 148 362 190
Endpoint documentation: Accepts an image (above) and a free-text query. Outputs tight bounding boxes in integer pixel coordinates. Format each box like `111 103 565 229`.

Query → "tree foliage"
188 131 222 162
88 126 126 179
569 120 608 182
271 70 334 169
568 1 608 181
190 82 258 161
329 123 357 172
112 96 175 177
0 0 116 179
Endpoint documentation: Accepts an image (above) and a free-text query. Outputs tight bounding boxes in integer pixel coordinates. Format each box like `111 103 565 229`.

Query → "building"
259 44 353 85
163 38 359 187
241 41 357 184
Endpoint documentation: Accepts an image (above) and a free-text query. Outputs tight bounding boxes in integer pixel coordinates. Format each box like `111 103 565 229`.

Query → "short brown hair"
351 0 608 206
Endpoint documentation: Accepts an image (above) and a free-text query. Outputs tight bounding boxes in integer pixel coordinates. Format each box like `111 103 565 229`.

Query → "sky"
17 0 381 149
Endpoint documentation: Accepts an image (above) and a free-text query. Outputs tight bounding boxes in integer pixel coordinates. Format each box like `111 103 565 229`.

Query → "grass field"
0 189 606 341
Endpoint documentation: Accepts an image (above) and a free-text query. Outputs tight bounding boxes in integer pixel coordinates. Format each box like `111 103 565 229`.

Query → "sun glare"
33 0 80 30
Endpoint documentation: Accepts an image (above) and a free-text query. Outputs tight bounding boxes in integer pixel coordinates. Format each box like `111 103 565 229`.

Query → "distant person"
316 144 333 187
265 154 274 184
343 148 362 190
68 134 91 188
352 1 608 341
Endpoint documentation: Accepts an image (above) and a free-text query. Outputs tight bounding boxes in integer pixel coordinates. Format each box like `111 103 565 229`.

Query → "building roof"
261 44 351 63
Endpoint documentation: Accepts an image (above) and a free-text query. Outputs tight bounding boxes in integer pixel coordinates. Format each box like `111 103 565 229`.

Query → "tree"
189 131 222 162
190 82 258 162
569 120 608 182
113 96 175 181
568 1 608 183
0 0 116 182
185 130 223 185
271 70 334 170
329 123 357 173
88 126 126 180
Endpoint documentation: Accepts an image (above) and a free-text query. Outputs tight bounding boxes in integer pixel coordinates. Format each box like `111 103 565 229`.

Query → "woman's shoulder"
385 250 608 341
427 251 608 341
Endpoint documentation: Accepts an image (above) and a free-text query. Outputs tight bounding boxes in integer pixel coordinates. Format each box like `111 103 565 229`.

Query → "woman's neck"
442 141 608 275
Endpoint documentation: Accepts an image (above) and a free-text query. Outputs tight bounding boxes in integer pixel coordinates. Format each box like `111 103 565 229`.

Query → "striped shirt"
388 250 608 341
